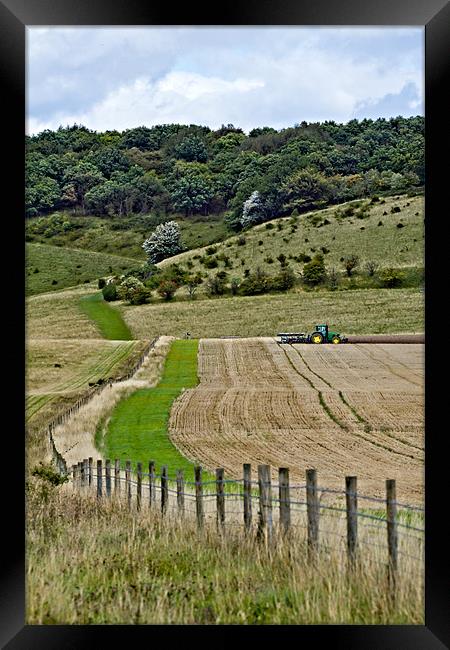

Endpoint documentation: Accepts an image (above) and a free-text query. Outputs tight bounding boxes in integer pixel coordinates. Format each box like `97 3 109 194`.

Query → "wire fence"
47 338 158 474
70 458 424 584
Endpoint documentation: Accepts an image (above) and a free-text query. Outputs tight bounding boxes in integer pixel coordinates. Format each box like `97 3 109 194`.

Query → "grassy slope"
160 194 424 277
26 242 138 296
103 340 203 478
119 287 424 339
26 286 100 340
79 292 133 340
25 212 229 261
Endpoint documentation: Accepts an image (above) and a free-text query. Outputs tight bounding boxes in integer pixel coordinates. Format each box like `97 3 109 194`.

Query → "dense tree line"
26 117 424 227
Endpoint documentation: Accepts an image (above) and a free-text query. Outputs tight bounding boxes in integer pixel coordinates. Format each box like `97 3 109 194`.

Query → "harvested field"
169 338 424 505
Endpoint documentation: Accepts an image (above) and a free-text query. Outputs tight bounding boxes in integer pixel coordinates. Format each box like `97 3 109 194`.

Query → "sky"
26 27 424 135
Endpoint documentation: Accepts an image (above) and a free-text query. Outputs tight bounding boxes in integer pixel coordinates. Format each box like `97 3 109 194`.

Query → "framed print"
1 0 448 646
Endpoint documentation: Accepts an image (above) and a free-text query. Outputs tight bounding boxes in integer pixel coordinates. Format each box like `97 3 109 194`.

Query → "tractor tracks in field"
277 342 421 462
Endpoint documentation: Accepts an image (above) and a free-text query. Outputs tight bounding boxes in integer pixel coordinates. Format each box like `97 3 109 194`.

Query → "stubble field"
169 338 424 505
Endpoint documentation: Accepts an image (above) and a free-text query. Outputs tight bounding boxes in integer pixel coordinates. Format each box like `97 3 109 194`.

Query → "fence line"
46 337 158 475
71 458 424 591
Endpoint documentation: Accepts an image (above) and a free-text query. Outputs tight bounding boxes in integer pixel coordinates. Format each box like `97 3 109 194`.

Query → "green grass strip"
103 339 214 482
79 292 133 340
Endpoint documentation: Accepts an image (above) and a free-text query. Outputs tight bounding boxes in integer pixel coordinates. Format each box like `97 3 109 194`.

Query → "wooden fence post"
386 479 398 594
243 463 252 532
216 468 225 531
125 460 131 508
149 461 155 507
88 457 93 487
346 476 358 567
105 459 111 498
161 465 168 515
137 462 142 511
97 459 102 499
279 467 291 535
176 469 185 516
82 459 88 488
114 459 120 495
195 465 204 529
306 468 319 558
72 464 77 489
257 465 273 543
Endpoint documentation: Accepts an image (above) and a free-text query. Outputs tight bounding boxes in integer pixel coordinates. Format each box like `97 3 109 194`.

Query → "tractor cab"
315 324 328 338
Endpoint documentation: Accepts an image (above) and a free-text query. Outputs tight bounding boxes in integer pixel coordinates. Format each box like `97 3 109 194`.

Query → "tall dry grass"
26 477 424 625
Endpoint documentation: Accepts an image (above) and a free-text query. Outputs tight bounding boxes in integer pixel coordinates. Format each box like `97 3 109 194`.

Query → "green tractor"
309 323 347 344
278 324 348 344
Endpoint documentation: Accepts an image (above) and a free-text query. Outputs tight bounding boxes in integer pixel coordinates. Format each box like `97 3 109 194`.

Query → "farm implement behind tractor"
278 324 348 345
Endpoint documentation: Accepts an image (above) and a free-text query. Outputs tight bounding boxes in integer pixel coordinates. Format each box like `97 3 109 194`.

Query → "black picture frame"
2 0 448 647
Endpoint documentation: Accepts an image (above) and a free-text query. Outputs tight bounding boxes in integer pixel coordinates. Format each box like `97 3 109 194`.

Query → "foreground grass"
26 242 138 296
79 292 133 340
26 481 424 625
119 287 424 339
103 340 200 477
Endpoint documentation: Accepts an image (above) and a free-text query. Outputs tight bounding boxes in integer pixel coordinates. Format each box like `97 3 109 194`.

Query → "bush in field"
343 255 360 277
364 260 380 277
205 274 226 297
239 267 272 295
230 277 241 295
156 279 178 301
185 273 203 299
379 267 404 288
202 256 218 269
117 276 148 304
327 267 340 291
102 283 118 302
272 266 296 291
302 254 326 286
142 221 183 264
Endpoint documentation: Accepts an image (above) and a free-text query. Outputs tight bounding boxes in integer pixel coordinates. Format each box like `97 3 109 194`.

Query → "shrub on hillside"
202 256 218 269
302 254 326 286
327 267 340 291
102 283 118 301
343 255 360 277
156 279 178 301
239 267 272 295
117 276 149 304
379 268 404 288
205 274 226 297
98 278 106 289
364 260 379 277
271 266 296 291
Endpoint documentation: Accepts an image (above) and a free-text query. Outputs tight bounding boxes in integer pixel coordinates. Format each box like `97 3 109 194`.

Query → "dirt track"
169 338 424 505
346 334 424 343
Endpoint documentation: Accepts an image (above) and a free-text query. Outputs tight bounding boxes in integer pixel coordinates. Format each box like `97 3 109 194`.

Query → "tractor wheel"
331 335 341 344
310 331 324 344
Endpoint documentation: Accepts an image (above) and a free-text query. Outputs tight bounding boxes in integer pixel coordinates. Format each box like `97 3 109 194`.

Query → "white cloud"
26 27 423 134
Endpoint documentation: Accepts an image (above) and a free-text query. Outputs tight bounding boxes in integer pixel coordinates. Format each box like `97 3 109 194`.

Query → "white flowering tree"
142 220 183 264
240 191 264 229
